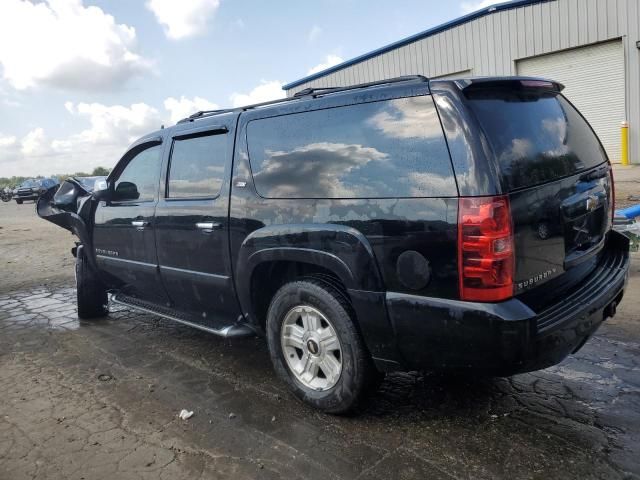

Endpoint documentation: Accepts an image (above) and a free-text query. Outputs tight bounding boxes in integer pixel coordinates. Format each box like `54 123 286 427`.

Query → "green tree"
0 176 28 189
91 166 111 176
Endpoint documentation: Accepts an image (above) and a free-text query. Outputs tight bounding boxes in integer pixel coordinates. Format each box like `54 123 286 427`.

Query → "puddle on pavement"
0 286 81 331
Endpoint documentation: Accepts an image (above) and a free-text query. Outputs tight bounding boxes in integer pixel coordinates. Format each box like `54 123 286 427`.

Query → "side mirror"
92 179 111 201
113 181 140 201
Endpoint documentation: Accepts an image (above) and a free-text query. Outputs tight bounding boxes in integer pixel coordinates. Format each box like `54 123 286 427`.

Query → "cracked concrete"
1 202 640 479
1 277 640 479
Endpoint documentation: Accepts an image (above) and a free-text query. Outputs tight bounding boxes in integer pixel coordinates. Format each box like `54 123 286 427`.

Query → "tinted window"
247 96 455 198
114 145 162 202
467 93 607 190
168 133 227 198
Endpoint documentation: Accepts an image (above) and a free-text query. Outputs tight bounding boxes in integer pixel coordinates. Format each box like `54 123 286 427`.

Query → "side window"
113 145 162 202
246 95 456 199
167 133 227 198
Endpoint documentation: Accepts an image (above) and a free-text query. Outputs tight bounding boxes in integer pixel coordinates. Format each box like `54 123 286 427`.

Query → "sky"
0 0 504 177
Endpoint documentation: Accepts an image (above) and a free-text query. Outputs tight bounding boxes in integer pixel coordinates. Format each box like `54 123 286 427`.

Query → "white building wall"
285 0 640 164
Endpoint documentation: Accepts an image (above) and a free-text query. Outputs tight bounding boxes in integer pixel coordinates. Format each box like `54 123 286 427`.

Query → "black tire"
76 248 108 319
16 199 22 204
266 279 376 414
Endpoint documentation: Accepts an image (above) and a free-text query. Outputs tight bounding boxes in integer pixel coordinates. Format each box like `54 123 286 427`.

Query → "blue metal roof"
283 0 551 90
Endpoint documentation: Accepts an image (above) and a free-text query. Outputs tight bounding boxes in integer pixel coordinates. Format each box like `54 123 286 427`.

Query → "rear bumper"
385 231 630 374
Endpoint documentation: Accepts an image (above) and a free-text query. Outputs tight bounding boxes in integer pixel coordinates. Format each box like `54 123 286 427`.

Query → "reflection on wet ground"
1 284 639 479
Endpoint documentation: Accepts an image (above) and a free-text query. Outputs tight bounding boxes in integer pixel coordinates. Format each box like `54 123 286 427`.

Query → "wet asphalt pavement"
1 277 640 479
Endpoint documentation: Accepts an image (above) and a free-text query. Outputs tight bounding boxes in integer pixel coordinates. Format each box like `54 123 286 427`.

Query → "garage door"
517 40 625 163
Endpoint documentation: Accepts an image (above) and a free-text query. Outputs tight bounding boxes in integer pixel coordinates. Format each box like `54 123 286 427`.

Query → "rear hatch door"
464 79 613 309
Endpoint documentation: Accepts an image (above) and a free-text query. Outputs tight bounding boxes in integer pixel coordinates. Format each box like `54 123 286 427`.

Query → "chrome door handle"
131 220 148 228
196 222 220 231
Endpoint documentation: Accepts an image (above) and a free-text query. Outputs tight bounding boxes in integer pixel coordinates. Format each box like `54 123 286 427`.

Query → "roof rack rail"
176 75 429 124
186 108 234 120
176 95 305 124
293 75 429 97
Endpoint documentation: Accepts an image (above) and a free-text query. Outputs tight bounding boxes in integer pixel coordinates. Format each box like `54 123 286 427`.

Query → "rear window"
246 96 456 199
466 92 607 191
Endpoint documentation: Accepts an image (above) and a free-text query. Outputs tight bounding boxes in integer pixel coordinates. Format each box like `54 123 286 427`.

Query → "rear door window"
466 92 608 191
167 132 227 198
246 96 456 199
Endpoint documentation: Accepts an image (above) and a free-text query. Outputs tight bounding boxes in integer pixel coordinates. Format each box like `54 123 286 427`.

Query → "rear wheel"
266 279 376 414
76 247 108 319
15 199 22 204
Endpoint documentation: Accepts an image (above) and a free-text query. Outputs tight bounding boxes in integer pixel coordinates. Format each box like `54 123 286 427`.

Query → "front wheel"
266 279 376 414
75 247 108 319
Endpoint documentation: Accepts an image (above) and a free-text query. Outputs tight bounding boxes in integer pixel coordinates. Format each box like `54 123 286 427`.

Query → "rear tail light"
458 195 514 302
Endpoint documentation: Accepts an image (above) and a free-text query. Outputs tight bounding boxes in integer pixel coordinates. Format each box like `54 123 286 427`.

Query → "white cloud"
307 55 343 76
61 102 162 147
146 0 220 39
0 0 150 92
0 102 164 177
369 97 444 139
254 142 388 198
460 0 509 14
1 128 58 177
21 128 49 156
0 80 290 177
164 96 220 124
230 81 285 108
0 134 17 148
308 25 322 42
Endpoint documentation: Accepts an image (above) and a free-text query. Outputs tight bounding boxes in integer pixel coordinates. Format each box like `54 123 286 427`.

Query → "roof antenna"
160 124 164 129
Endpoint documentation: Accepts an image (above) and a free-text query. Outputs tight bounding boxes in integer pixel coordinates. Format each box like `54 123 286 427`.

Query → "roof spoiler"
455 77 565 93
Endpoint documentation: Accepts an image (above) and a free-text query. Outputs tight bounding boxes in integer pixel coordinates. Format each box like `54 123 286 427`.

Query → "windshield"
466 92 608 191
20 180 37 188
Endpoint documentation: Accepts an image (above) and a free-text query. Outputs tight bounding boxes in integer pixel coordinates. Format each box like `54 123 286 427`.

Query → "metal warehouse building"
283 0 640 164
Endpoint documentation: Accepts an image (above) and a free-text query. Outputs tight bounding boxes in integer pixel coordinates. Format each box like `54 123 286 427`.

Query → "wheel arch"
234 223 384 329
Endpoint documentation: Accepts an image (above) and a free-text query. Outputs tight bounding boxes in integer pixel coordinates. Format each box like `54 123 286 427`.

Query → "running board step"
111 293 255 338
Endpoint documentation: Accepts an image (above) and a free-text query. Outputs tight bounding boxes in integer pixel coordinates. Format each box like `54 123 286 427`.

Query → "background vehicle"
38 76 629 413
14 178 59 204
1 186 12 202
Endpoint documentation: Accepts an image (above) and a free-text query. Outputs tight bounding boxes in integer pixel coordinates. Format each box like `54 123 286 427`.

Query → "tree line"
0 166 111 189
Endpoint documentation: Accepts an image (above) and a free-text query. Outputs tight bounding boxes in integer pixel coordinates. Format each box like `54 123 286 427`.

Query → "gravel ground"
1 197 640 479
0 200 75 293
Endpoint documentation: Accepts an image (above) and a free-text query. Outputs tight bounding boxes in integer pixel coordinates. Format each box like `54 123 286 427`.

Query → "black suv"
39 76 629 413
14 178 58 204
